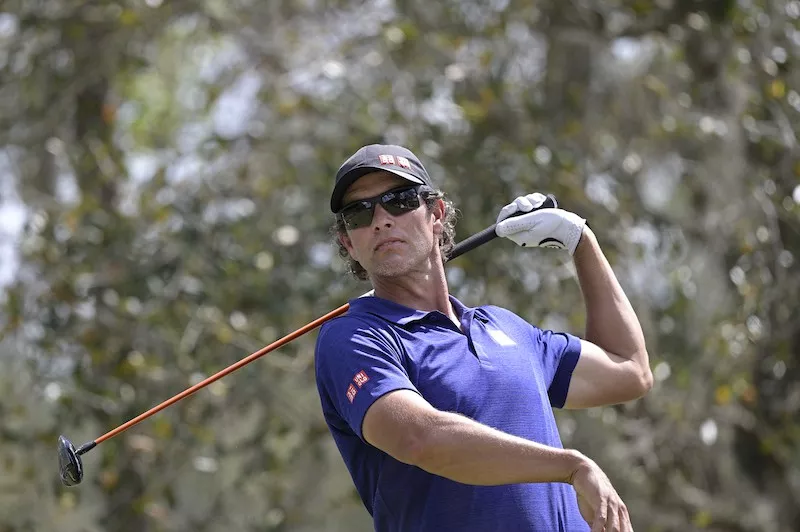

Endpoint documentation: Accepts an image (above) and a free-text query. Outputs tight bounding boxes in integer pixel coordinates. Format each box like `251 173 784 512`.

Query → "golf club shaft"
87 197 557 449
89 235 471 447
446 194 557 260
92 303 348 446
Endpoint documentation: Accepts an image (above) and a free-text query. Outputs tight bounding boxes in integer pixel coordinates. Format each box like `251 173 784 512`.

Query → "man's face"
338 171 444 279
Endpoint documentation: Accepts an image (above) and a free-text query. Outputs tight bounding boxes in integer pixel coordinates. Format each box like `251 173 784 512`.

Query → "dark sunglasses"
337 185 430 230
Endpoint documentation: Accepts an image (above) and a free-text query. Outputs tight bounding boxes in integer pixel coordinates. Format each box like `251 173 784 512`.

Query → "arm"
564 227 653 409
363 389 633 530
493 198 653 409
363 389 584 485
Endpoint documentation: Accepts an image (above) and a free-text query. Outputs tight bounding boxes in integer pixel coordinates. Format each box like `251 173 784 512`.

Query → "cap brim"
330 167 426 213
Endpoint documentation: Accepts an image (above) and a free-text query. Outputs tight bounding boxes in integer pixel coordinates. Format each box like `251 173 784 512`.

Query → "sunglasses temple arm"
446 194 557 261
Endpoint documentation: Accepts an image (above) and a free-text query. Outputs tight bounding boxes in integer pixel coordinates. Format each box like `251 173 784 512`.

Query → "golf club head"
57 435 83 486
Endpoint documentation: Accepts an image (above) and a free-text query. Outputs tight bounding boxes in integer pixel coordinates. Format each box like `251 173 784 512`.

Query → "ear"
431 198 446 236
338 232 358 260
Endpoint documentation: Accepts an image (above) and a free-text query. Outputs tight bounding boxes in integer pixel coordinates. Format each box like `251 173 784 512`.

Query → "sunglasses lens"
341 202 374 230
339 186 425 229
383 188 422 215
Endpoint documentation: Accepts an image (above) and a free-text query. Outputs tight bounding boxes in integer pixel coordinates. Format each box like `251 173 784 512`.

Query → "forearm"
413 410 585 486
573 227 647 361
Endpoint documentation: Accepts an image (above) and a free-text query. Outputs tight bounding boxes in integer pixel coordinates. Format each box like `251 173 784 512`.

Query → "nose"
371 204 394 230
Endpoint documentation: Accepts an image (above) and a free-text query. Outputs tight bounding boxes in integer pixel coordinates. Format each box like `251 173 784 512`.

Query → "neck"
369 262 457 325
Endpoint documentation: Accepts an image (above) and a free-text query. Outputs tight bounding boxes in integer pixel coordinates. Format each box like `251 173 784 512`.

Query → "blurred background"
0 0 798 531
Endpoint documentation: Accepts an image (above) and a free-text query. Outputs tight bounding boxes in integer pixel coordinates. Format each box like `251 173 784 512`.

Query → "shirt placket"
468 314 496 367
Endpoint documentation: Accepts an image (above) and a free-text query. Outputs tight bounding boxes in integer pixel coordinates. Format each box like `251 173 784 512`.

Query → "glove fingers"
516 196 535 212
525 193 547 209
497 206 586 255
496 204 517 224
496 196 528 223
495 218 513 238
496 193 548 224
496 212 541 237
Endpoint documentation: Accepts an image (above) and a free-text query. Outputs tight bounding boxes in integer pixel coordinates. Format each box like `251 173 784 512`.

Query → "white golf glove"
495 193 586 255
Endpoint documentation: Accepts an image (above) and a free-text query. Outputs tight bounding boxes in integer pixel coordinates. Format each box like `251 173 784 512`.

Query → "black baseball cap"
330 144 434 213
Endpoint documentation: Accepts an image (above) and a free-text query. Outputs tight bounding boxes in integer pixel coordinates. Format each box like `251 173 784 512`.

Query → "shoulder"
477 304 557 345
317 313 379 341
479 304 536 329
481 304 564 332
315 313 404 359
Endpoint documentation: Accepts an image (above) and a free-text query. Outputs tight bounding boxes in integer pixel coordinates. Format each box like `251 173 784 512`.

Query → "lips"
374 238 404 251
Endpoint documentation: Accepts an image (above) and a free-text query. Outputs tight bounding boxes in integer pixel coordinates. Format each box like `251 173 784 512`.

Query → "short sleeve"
314 316 419 441
531 327 582 408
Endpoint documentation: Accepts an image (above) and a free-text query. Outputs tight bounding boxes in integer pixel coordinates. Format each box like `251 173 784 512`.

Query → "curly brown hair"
331 189 459 281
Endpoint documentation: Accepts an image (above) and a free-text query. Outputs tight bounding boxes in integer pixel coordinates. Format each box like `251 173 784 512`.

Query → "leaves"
0 0 799 531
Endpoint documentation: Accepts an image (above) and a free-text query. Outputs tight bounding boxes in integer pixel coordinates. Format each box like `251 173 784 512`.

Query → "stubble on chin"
368 254 413 278
368 238 438 279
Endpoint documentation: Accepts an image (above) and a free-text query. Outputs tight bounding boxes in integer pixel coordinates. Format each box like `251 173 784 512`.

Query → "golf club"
58 194 558 486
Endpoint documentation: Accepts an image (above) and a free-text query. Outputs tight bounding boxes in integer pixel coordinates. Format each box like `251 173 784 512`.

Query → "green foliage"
1 0 799 530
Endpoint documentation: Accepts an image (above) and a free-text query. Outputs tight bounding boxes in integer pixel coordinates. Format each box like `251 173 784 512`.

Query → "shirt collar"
348 293 475 326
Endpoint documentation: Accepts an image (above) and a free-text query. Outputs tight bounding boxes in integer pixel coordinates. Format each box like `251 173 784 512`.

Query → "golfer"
314 144 652 532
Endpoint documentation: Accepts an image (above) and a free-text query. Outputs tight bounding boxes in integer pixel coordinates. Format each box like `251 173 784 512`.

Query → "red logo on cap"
379 154 412 169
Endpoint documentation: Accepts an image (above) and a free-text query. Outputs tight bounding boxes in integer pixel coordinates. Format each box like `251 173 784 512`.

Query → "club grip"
447 194 557 261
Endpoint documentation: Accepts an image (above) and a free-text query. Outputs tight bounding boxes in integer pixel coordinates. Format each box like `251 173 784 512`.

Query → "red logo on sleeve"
353 370 370 388
346 384 358 404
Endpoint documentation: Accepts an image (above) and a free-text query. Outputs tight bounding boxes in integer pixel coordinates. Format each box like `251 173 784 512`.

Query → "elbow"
639 370 654 397
392 415 438 468
396 431 429 467
399 415 452 474
635 353 654 397
614 349 653 402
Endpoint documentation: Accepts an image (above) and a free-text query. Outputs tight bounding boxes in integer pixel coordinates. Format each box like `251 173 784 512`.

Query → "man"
314 144 653 532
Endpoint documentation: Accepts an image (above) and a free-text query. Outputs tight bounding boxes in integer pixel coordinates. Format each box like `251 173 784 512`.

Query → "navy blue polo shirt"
314 294 587 532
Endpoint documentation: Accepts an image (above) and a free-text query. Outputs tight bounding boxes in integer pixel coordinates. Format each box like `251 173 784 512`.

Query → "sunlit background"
1 1 799 531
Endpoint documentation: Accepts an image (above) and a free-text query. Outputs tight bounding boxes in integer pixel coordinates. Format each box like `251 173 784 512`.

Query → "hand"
569 457 633 532
495 193 586 255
